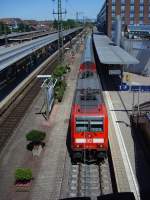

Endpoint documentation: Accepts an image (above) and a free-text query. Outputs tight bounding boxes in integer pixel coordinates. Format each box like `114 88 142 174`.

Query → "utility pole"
76 12 83 23
53 0 67 63
4 24 8 47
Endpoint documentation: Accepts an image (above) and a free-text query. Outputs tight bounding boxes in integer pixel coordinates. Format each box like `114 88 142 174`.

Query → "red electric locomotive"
70 35 108 162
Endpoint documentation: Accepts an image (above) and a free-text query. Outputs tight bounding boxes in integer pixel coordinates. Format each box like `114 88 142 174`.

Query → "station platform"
103 72 150 200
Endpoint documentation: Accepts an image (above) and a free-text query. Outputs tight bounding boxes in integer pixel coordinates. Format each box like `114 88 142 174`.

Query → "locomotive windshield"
90 120 103 132
76 117 104 132
76 120 89 132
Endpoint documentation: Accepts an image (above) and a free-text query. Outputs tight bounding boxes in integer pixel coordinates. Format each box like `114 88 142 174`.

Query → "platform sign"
119 83 130 91
119 82 150 92
37 75 57 120
109 70 121 75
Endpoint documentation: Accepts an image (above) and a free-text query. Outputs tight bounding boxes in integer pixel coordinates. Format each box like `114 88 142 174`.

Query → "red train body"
70 35 108 162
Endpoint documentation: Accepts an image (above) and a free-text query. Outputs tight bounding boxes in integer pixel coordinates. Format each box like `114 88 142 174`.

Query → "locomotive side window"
90 120 103 132
76 120 89 132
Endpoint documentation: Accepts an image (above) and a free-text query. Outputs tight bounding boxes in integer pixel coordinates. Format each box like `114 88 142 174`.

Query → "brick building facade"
97 0 150 37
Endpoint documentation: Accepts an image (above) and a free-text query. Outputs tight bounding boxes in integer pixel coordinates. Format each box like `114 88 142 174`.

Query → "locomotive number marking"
86 139 93 143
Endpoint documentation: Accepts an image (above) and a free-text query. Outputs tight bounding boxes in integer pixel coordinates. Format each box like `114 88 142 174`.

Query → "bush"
54 79 67 102
57 88 65 102
53 65 67 78
15 168 32 182
26 130 46 144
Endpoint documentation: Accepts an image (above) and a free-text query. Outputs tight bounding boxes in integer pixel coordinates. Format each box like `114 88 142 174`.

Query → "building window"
139 12 144 17
121 5 125 12
139 5 144 12
130 0 134 5
139 0 144 5
130 13 134 18
139 20 143 25
121 12 125 17
130 5 134 12
121 0 125 4
112 0 115 5
112 5 115 12
112 12 115 17
130 20 134 25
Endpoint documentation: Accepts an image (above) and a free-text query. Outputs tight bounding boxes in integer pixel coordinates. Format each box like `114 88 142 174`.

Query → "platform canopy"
93 34 139 65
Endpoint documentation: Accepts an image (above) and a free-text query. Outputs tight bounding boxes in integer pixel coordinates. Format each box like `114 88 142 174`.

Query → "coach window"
90 120 103 132
76 120 89 132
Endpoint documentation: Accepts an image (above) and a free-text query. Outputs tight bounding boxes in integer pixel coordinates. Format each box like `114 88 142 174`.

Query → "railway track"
68 158 113 199
0 57 57 153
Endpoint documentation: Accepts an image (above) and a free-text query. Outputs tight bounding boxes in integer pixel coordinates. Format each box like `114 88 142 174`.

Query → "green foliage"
55 87 65 102
26 130 46 144
0 22 11 35
52 64 69 102
53 19 58 29
53 65 67 78
15 168 32 181
55 80 67 102
53 19 79 30
16 23 32 32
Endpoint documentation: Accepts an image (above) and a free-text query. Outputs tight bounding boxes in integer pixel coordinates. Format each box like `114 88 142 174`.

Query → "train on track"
70 35 108 163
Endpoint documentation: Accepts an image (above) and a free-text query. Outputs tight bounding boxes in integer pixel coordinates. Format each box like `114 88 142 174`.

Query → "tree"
53 19 58 30
18 23 25 32
0 22 11 35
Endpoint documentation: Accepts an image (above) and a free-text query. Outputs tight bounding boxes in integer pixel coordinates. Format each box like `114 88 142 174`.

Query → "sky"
0 0 105 21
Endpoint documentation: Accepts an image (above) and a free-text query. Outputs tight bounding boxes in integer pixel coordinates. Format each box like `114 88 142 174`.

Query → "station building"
97 0 150 37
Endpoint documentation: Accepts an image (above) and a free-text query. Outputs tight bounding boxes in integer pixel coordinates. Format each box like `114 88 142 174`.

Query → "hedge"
15 168 32 182
26 130 46 144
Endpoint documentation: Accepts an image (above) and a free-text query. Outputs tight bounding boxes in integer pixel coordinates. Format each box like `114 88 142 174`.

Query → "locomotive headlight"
75 138 86 143
93 138 104 143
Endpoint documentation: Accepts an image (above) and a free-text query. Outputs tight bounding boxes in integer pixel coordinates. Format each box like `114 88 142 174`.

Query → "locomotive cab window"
76 120 89 132
90 120 103 132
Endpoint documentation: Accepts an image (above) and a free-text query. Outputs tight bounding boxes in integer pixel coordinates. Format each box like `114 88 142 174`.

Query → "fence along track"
68 158 113 199
0 57 57 153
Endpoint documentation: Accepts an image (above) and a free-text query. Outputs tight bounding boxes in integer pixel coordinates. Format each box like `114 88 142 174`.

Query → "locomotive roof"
81 35 95 64
74 71 104 111
77 71 101 90
74 89 103 112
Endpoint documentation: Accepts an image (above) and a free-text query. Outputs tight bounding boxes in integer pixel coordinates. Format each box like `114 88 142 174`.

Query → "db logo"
86 139 93 143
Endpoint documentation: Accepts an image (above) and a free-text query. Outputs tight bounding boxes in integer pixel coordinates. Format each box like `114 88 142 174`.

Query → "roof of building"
0 28 82 72
0 31 43 40
93 34 139 65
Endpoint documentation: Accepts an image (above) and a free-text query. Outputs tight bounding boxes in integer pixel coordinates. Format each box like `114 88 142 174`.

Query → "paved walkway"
0 46 82 200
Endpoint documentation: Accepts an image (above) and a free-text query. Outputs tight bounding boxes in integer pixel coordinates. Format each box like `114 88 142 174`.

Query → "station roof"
0 31 42 40
93 34 139 65
8 31 57 41
0 27 82 72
